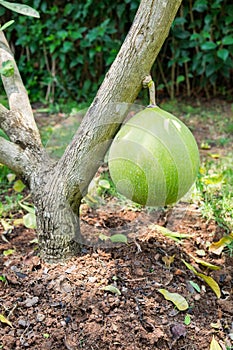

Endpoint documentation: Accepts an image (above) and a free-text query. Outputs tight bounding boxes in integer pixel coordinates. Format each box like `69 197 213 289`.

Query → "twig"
142 75 156 106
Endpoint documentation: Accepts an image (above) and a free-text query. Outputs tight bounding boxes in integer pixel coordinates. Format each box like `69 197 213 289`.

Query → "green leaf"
210 336 221 350
109 234 128 244
0 314 12 327
43 333 50 339
202 173 224 185
222 35 233 46
0 20 15 31
0 275 7 283
98 233 110 241
102 285 121 295
184 314 191 325
13 180 25 193
201 41 217 50
0 60 14 77
23 213 37 229
0 0 40 18
98 179 110 189
176 75 185 84
182 260 197 273
188 280 201 293
158 289 189 311
3 249 15 256
151 225 193 240
19 202 35 214
193 0 208 12
206 64 216 78
217 48 229 61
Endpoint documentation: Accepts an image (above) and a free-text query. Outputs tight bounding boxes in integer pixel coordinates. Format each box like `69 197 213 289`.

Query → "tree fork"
0 0 182 261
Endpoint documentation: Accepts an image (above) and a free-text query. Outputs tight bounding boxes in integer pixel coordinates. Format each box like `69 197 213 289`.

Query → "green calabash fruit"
108 106 200 206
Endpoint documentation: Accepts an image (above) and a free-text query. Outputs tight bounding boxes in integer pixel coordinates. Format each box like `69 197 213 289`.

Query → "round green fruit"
108 106 200 206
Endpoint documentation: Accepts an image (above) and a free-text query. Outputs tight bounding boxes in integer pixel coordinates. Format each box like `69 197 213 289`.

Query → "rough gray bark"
0 0 182 262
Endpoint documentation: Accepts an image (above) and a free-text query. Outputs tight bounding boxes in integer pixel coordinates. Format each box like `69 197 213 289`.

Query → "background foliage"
1 0 232 103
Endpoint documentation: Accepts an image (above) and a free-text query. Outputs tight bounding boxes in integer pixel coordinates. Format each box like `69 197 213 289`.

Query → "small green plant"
0 194 23 217
226 240 233 257
0 163 26 217
196 154 233 234
0 275 7 283
97 171 117 197
82 170 117 209
0 163 11 186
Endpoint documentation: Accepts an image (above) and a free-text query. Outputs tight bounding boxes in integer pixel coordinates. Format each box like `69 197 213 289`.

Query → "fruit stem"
142 75 156 107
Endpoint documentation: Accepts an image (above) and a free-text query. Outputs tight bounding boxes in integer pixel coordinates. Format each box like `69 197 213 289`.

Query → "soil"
0 100 233 350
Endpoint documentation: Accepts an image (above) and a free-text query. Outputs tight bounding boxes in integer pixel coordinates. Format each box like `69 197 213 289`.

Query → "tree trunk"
29 167 82 262
0 0 182 262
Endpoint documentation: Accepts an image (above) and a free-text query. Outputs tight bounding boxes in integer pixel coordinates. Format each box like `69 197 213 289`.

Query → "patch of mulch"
0 201 233 350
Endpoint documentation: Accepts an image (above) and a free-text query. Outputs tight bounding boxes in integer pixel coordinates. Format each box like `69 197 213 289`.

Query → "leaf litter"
1 199 232 350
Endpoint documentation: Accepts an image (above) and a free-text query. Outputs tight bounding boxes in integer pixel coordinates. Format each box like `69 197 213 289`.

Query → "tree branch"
0 30 42 147
57 0 182 200
0 136 29 175
0 108 43 150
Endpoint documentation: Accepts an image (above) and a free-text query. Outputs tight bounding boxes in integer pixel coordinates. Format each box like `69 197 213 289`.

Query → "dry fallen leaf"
210 335 222 350
182 260 221 298
162 254 175 268
1 219 13 232
102 285 121 295
0 314 13 327
188 253 221 270
158 289 189 311
209 234 233 255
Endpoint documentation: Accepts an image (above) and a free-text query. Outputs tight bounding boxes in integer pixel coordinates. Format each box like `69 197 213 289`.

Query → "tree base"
38 235 81 263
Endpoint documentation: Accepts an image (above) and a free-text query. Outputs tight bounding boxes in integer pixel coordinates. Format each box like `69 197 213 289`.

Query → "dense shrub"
1 0 232 102
155 0 233 99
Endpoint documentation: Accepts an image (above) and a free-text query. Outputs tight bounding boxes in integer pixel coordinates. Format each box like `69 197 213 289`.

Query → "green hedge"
155 0 233 99
1 0 232 102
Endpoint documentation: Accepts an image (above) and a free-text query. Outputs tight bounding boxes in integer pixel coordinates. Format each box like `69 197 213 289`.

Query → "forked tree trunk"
0 0 182 262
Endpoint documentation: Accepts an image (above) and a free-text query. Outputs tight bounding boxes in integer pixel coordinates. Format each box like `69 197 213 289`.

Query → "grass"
195 153 233 234
161 99 233 133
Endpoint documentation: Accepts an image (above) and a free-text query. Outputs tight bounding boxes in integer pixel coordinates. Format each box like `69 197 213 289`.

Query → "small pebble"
36 313 45 322
88 276 96 283
65 316 72 324
18 319 29 328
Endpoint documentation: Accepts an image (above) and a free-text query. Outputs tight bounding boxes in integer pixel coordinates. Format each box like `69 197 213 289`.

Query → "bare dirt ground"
0 99 232 350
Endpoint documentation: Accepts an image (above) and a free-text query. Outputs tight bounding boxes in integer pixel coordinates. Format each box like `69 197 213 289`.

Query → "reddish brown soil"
0 100 232 350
